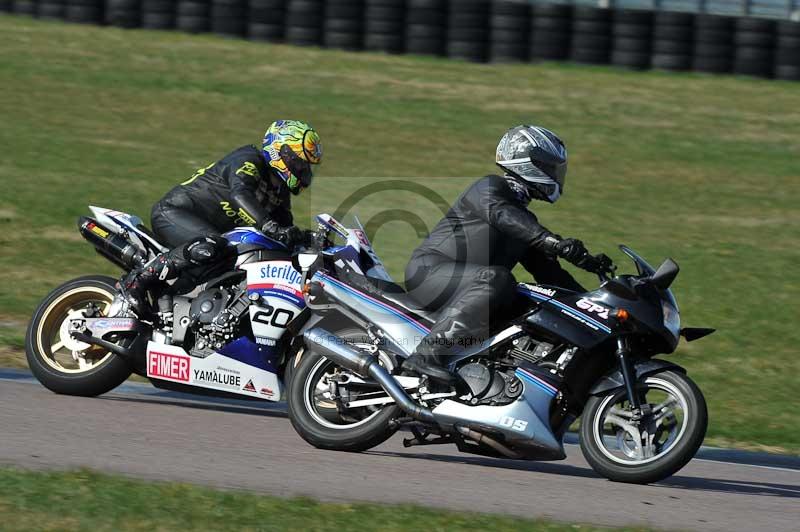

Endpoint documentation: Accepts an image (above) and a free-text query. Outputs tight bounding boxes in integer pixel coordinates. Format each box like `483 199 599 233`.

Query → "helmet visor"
280 144 314 193
529 146 567 191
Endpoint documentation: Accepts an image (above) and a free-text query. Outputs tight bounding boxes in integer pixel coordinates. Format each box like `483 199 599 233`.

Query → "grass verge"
0 467 654 532
0 15 798 451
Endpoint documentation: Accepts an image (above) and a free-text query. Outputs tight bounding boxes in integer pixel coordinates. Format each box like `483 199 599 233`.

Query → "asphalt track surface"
2 369 798 531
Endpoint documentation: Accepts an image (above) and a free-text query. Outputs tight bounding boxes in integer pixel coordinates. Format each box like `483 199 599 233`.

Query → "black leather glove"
555 238 590 265
261 220 304 249
579 253 615 275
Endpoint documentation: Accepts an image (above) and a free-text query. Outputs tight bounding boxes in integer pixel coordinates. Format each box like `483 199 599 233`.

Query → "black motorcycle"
287 236 714 484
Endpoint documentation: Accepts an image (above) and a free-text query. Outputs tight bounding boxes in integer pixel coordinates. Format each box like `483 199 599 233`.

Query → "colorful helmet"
496 125 567 203
262 120 323 195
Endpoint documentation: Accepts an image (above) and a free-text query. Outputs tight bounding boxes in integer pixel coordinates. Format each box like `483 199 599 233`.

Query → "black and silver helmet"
496 125 568 203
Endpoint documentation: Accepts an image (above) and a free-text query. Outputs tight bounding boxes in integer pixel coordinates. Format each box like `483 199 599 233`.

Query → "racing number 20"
253 305 295 329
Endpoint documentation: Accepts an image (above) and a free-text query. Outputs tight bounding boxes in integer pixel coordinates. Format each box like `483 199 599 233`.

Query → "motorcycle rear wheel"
579 370 707 484
287 328 400 452
25 275 132 396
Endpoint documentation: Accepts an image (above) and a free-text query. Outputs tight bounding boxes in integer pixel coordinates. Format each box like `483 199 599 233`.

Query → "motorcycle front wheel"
25 275 132 396
287 327 400 452
579 369 707 484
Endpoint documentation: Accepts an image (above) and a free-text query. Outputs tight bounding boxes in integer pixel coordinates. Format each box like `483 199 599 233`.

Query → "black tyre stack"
405 0 446 56
570 7 611 65
248 0 287 41
106 0 141 28
65 0 105 23
733 17 774 78
447 0 490 62
176 0 209 32
363 0 405 54
37 0 64 19
141 0 175 29
775 20 800 81
693 14 734 74
651 11 693 71
324 0 364 50
611 9 652 70
530 3 571 61
489 0 529 63
286 0 324 46
210 0 246 36
12 0 37 15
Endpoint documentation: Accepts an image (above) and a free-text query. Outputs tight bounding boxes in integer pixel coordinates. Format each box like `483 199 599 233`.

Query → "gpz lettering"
576 298 610 320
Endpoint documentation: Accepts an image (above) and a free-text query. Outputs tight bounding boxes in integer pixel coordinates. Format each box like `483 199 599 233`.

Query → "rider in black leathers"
403 125 611 383
121 120 322 313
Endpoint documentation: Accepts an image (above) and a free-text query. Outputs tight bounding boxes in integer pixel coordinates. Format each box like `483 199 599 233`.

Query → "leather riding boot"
403 309 476 384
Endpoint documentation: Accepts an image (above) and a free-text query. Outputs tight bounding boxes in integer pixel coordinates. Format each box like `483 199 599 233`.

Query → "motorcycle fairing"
431 369 564 459
224 227 286 250
313 271 429 356
89 206 167 255
145 341 283 401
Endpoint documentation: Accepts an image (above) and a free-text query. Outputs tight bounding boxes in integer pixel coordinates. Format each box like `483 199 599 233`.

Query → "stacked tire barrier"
570 6 611 65
530 3 571 61
489 0 528 63
6 0 800 82
211 0 247 36
37 0 64 20
248 0 285 41
286 0 324 46
66 0 104 24
693 14 734 73
324 0 363 50
363 0 404 53
447 0 490 62
141 0 175 29
176 0 209 33
106 0 140 28
405 0 446 56
611 9 652 70
734 17 774 77
12 0 37 15
652 11 693 71
775 20 800 80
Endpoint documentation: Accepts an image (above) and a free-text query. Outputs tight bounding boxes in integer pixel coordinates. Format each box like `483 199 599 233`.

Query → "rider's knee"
182 235 230 265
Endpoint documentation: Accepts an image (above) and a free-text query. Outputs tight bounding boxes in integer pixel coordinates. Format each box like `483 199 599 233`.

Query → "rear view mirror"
650 258 680 290
292 253 320 273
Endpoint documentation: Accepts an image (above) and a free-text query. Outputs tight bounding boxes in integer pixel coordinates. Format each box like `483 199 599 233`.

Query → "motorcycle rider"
403 125 612 383
120 119 323 313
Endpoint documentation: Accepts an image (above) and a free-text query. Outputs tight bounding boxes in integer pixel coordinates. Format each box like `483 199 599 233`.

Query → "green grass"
0 467 654 532
0 15 798 453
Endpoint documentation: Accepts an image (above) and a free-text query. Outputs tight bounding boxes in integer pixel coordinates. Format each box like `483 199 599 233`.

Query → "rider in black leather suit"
403 125 612 383
121 120 322 313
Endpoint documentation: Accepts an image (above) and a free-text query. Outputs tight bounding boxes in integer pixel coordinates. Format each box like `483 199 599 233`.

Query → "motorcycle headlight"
662 301 681 339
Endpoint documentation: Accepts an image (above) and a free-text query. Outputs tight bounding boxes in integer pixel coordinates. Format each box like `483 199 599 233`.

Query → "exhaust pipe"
304 327 435 423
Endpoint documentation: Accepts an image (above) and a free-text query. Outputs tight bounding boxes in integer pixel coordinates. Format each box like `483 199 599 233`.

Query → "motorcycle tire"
579 370 707 484
288 327 400 452
26 275 133 397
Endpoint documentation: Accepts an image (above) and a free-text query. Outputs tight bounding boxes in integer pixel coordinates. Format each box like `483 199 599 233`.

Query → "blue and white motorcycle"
25 207 386 405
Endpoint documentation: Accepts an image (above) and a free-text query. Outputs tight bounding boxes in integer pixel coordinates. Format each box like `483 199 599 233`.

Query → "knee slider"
184 235 230 265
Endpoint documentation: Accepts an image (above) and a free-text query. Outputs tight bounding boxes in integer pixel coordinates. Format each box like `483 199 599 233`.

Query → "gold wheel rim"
35 286 116 374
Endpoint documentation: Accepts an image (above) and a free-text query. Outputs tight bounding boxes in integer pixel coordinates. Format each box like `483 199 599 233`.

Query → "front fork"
616 337 646 415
